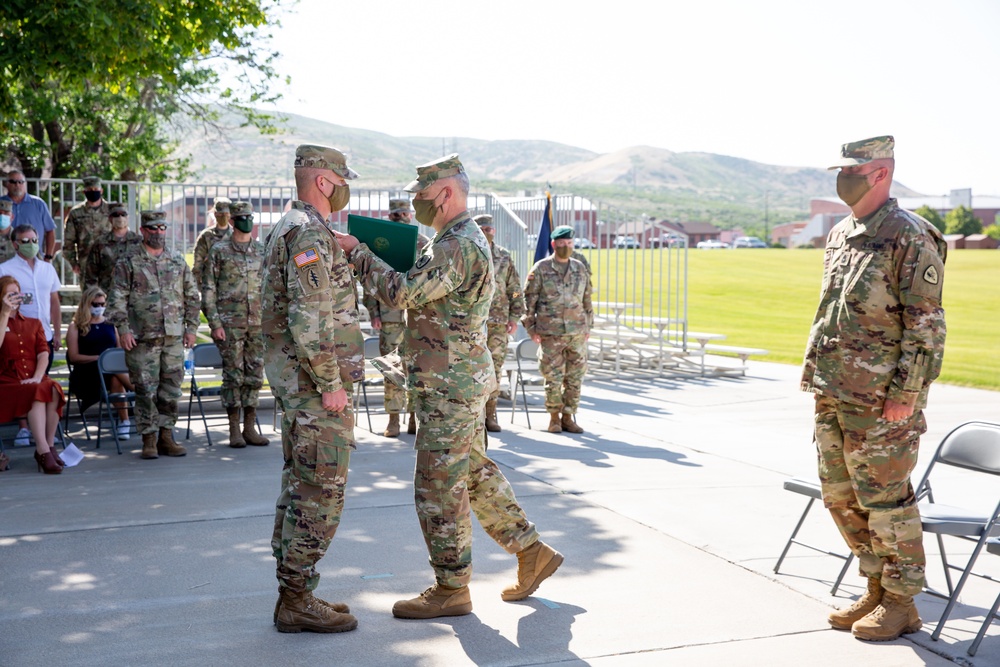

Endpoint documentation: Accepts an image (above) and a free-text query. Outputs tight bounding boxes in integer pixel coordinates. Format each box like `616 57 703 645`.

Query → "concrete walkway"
1 361 997 666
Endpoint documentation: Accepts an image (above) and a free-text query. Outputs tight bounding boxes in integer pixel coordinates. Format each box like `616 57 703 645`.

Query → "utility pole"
764 191 769 245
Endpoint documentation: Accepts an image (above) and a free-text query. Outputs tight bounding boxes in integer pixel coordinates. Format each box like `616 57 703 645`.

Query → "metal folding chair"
62 359 92 442
356 336 384 434
95 348 135 454
968 537 1000 656
509 338 544 428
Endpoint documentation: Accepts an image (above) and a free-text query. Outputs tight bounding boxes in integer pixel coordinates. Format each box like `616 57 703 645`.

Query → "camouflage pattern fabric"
63 200 111 276
814 395 926 595
261 200 363 592
84 230 142 293
192 224 232 286
522 256 594 337
485 242 524 401
377 321 407 413
203 238 265 408
107 247 200 339
571 250 592 275
125 336 184 434
486 323 509 403
539 332 588 413
0 230 16 264
413 395 539 588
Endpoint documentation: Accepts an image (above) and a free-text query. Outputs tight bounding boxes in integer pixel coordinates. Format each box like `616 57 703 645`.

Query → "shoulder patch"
414 255 431 270
294 247 320 268
923 265 939 285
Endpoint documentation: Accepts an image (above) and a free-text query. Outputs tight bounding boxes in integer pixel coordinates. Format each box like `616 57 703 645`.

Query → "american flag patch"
294 247 320 268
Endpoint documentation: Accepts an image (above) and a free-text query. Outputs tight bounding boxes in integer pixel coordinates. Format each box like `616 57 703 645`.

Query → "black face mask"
84 190 102 203
233 216 254 233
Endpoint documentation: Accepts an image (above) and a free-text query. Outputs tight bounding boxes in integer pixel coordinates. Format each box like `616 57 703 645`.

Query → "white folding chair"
96 348 136 455
509 338 545 428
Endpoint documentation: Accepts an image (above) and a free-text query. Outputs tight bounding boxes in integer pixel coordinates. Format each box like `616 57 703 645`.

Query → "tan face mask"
836 171 874 206
327 182 350 212
554 246 572 259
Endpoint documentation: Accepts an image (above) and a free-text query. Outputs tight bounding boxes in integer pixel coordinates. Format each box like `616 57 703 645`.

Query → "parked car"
613 235 641 249
733 236 768 248
573 237 596 249
649 233 684 248
696 239 729 249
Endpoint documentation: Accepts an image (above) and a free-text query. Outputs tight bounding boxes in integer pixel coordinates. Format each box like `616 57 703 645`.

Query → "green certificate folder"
348 214 419 272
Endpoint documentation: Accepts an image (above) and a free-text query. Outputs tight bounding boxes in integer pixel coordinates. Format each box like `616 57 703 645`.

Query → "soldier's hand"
332 230 359 255
881 398 913 423
531 334 541 344
183 332 197 349
506 320 517 334
121 333 137 351
322 388 348 413
211 327 226 342
371 316 382 330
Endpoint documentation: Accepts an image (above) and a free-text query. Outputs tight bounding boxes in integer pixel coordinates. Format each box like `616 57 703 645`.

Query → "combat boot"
383 413 400 438
547 412 562 433
829 576 882 630
276 590 358 633
392 584 472 619
501 541 564 601
242 407 269 446
561 413 584 434
141 432 159 459
852 591 922 641
406 412 416 434
273 587 350 625
227 407 246 448
157 428 187 457
485 399 501 433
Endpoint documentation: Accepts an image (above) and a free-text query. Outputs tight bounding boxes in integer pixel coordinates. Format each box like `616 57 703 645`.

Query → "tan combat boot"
392 584 472 619
227 407 246 448
276 590 358 633
547 412 562 433
242 407 269 446
141 432 159 459
406 412 416 434
485 399 501 433
273 587 350 625
383 413 400 438
501 541 564 601
157 428 187 457
851 591 922 641
829 576 882 630
561 413 584 434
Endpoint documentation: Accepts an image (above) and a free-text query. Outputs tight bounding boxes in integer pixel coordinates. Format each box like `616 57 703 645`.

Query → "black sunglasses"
7 179 25 184
143 224 168 231
91 301 107 307
110 212 127 218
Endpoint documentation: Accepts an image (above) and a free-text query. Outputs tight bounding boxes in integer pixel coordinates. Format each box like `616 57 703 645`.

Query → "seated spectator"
0 275 66 474
67 286 134 440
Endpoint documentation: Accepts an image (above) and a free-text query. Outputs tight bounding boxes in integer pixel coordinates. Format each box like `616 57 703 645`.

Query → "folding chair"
509 338 545 429
914 421 1000 642
968 537 1000 656
356 336 384 434
96 348 136 454
62 359 92 442
772 477 854 595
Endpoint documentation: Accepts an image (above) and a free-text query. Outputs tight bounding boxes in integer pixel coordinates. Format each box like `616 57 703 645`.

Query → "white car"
733 236 768 248
613 236 641 249
573 237 596 249
696 239 729 249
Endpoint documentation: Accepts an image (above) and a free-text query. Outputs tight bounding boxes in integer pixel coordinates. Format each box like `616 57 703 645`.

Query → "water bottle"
184 349 194 374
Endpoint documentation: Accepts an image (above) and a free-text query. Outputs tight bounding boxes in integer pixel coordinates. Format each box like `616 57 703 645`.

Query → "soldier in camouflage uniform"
84 203 142 293
202 201 269 448
107 211 200 460
63 175 111 280
363 197 429 437
523 225 594 434
0 199 16 263
340 154 562 620
474 214 524 433
261 145 361 634
192 197 233 287
802 136 947 642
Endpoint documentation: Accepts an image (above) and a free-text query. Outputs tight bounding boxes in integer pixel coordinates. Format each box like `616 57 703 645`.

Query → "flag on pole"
534 191 554 264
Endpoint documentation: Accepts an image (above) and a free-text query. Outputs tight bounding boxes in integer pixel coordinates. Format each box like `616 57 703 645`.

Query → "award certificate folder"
348 214 419 272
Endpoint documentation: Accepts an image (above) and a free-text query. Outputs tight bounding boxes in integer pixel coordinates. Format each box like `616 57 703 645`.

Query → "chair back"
363 336 381 360
935 421 1000 476
515 338 540 364
97 348 128 374
192 343 223 368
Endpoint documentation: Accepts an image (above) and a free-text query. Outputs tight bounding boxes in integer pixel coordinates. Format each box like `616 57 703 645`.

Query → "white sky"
263 0 1000 196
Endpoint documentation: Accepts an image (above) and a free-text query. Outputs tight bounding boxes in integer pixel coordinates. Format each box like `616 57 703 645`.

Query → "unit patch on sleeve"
294 247 320 268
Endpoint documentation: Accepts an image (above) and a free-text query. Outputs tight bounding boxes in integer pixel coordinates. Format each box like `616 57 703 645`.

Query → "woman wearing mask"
0 275 67 473
67 286 135 440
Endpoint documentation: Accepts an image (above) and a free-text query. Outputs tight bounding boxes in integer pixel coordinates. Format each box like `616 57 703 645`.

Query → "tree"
914 205 946 233
0 1 290 182
944 205 983 236
984 225 1000 241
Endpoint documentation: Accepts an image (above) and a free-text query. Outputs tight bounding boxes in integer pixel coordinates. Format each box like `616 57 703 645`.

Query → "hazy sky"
261 0 1000 196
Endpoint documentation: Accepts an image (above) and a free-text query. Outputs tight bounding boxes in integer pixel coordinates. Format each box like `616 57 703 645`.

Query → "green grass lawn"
584 248 1000 391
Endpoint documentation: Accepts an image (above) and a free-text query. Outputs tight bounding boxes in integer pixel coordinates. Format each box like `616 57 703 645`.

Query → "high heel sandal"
34 450 63 475
50 446 65 467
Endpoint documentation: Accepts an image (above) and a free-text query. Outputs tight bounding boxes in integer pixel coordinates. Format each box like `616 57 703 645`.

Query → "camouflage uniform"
352 207 539 589
571 250 591 275
108 246 200 435
192 225 233 287
262 200 363 594
0 200 14 263
63 198 111 278
486 240 524 401
522 256 594 414
202 237 265 408
85 229 143 293
802 197 947 597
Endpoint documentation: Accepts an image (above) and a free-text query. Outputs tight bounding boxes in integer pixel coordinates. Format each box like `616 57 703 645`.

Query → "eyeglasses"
91 301 106 307
7 179 25 185
15 238 37 244
110 212 127 218
143 224 167 231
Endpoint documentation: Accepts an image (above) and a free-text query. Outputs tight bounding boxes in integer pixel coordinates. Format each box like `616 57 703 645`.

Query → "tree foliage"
914 205 946 233
944 205 983 236
984 225 1000 241
0 1 291 182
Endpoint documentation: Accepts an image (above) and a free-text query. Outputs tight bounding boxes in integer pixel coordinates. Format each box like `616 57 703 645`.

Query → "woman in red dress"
0 275 67 474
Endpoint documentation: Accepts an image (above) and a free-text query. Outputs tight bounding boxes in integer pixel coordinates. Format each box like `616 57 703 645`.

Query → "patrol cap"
828 135 895 170
404 153 465 193
108 202 127 215
140 210 167 226
230 201 254 218
213 197 232 213
473 214 494 227
294 144 359 180
0 199 11 213
389 198 412 213
552 225 574 240
82 175 102 188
